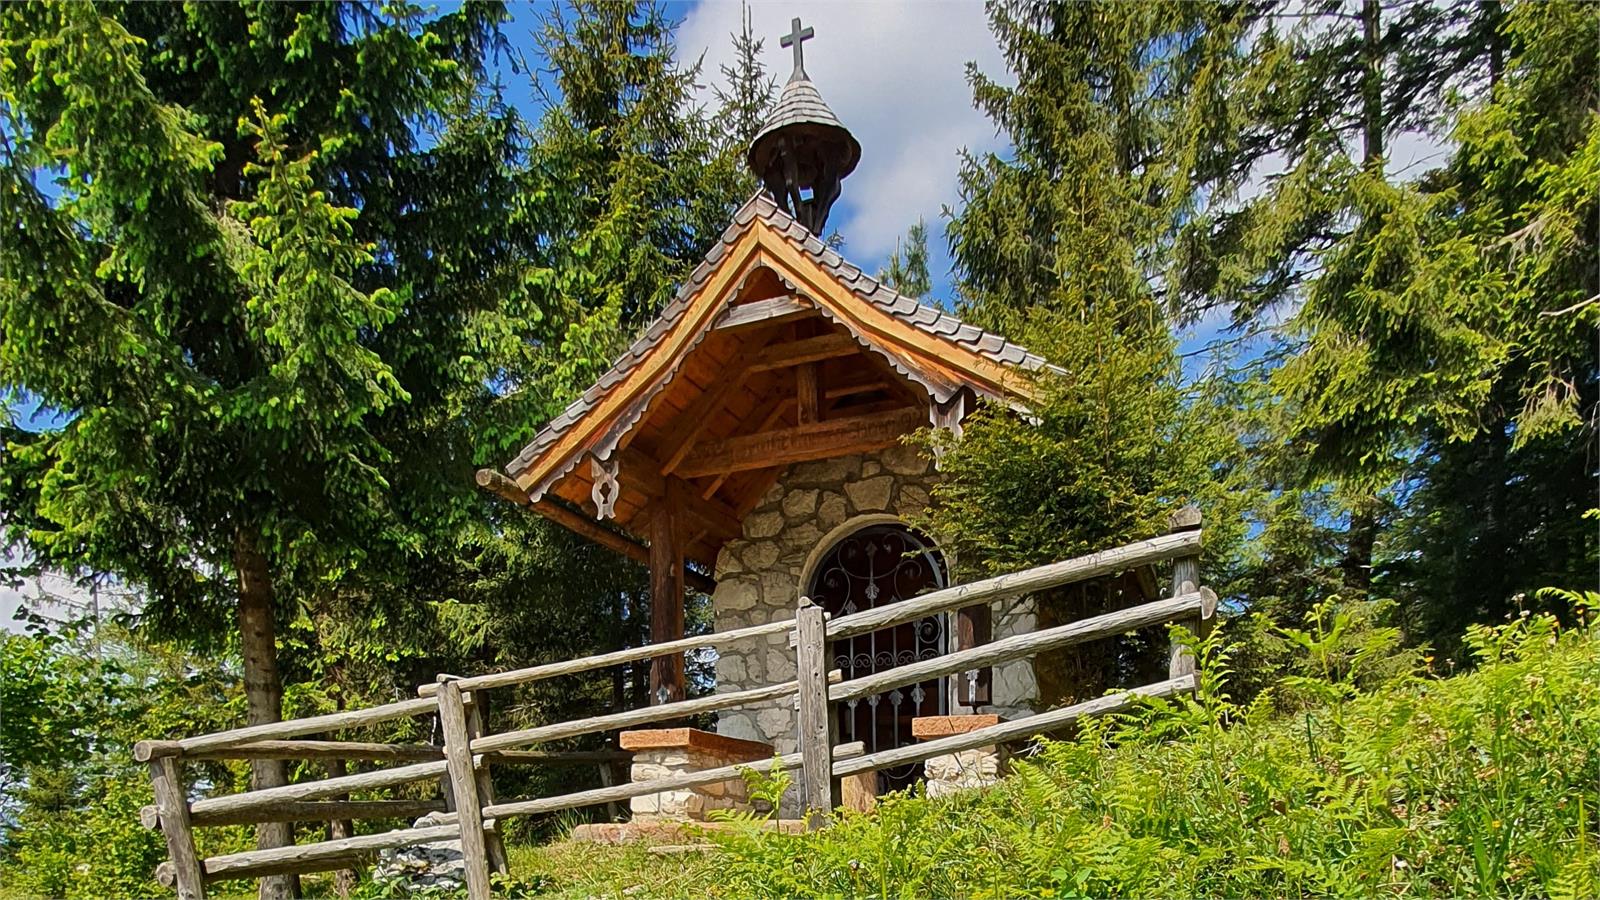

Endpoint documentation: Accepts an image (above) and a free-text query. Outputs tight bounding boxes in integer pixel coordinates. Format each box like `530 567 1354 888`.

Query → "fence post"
148 754 206 900
438 680 493 900
794 597 835 829
464 695 509 875
1167 505 1205 678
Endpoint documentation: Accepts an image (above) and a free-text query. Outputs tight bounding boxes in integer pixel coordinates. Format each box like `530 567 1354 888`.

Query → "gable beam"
713 294 815 331
747 333 859 373
676 407 926 479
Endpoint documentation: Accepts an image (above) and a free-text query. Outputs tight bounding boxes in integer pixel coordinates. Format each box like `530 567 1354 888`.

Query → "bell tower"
746 17 861 235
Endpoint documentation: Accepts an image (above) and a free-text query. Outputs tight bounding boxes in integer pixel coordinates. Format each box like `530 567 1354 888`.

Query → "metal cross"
780 16 814 81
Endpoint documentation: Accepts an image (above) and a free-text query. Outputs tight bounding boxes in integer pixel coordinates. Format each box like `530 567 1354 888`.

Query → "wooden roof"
485 193 1051 570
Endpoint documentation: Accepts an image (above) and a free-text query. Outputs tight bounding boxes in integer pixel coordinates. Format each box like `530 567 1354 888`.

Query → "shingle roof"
505 193 1053 496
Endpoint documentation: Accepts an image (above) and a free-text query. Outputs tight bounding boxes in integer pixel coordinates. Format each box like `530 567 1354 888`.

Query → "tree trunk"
235 526 299 900
1361 0 1384 167
1342 499 1378 600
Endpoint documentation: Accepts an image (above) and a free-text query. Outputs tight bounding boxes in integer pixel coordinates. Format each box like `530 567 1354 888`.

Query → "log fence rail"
139 510 1211 900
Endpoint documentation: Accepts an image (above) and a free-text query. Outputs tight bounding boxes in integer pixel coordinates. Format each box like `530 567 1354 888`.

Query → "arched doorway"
807 522 948 793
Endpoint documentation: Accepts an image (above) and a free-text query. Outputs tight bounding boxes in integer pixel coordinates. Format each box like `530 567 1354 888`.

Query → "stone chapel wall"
710 445 1038 754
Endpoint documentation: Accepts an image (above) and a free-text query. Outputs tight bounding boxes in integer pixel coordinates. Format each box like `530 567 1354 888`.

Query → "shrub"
708 601 1600 898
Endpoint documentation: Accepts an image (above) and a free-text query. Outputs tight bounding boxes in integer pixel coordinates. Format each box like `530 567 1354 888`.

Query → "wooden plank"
483 749 632 765
833 591 1207 702
149 756 205 900
136 698 439 759
713 295 814 331
747 333 860 373
474 741 865 820
188 761 449 818
470 675 831 754
675 407 925 479
175 799 443 829
834 675 1196 778
794 599 834 828
192 824 463 883
417 618 793 697
170 741 444 762
476 470 717 594
649 482 687 704
828 529 1204 639
796 363 820 425
439 682 492 900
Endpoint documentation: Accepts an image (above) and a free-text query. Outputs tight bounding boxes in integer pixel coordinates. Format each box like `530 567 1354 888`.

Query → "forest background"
0 1 1594 897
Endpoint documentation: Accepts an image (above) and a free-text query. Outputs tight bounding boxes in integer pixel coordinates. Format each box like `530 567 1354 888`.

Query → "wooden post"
325 757 357 898
794 597 835 829
464 696 509 876
148 755 205 900
1167 506 1204 678
796 363 820 424
438 681 492 900
649 483 687 704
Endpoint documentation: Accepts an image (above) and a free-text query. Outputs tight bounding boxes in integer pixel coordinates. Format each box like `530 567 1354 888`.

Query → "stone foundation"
912 714 1007 798
620 728 775 821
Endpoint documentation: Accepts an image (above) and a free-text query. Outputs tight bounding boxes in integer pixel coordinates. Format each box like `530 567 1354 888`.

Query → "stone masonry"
710 445 1038 756
620 728 776 821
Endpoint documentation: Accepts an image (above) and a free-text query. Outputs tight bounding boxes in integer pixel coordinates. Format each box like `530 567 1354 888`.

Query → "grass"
5 600 1595 899
494 600 1600 899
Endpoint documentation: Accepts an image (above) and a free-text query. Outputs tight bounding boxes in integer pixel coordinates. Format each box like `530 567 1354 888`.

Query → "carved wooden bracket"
590 454 620 520
929 390 970 465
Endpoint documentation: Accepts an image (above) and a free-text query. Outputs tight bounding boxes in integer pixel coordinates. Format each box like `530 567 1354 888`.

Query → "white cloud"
676 0 1008 285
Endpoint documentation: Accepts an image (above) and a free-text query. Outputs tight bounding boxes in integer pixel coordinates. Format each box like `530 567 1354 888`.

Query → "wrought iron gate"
808 523 948 793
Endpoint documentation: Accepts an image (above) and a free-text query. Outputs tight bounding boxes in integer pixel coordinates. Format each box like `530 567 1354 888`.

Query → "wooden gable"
480 194 1052 574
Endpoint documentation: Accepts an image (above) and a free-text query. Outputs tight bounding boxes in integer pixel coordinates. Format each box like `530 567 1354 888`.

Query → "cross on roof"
780 16 813 82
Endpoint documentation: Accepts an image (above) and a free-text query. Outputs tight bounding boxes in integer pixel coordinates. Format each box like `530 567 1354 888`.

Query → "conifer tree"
877 220 933 299
0 4 513 887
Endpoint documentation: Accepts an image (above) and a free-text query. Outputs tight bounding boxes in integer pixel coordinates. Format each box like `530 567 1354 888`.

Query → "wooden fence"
137 511 1212 900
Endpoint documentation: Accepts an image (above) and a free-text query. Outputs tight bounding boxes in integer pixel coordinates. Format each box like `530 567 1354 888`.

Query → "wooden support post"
797 363 820 424
794 597 835 829
464 697 508 876
649 483 687 704
438 681 492 900
1167 505 1205 678
148 755 205 900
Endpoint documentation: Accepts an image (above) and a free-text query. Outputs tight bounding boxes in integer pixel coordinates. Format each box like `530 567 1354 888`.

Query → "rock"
371 813 466 892
861 460 882 476
781 489 819 519
717 578 759 611
844 476 894 512
716 652 747 683
716 545 745 577
897 484 931 513
755 706 794 743
744 511 784 539
817 493 849 529
789 458 858 485
881 444 930 476
741 540 780 571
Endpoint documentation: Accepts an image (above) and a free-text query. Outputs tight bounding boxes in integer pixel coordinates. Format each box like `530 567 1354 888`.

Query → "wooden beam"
616 448 743 537
475 470 716 594
658 382 746 472
797 363 820 424
823 377 889 400
747 333 859 373
676 407 924 479
649 481 686 704
713 295 814 331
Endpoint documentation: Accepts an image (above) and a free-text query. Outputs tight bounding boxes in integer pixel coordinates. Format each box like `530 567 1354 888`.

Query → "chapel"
477 19 1140 790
